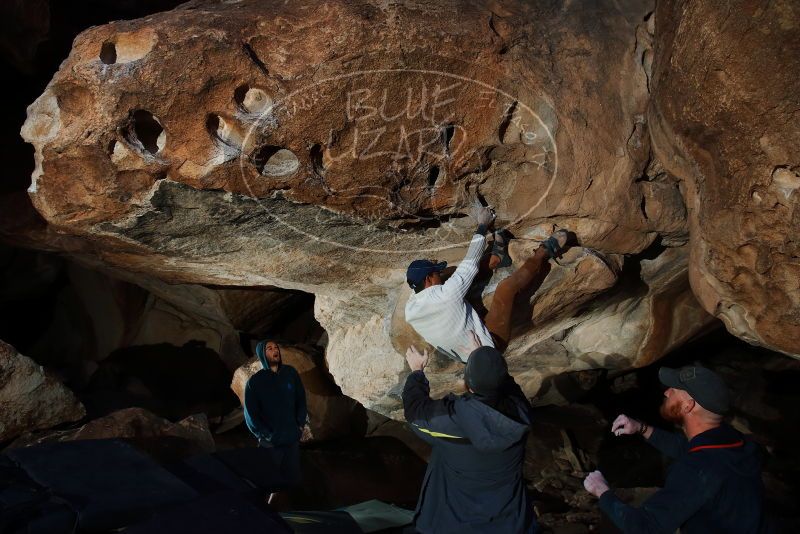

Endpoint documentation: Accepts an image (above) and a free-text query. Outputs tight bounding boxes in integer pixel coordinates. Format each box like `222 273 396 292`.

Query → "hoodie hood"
255 340 269 370
454 395 532 452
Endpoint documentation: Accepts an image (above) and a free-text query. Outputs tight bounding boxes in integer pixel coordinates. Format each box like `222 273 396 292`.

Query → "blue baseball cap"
406 259 447 290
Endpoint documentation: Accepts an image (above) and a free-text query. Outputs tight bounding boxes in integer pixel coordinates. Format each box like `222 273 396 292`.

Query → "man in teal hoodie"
244 339 307 501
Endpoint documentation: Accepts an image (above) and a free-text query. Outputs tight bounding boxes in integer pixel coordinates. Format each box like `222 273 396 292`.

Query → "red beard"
660 398 684 424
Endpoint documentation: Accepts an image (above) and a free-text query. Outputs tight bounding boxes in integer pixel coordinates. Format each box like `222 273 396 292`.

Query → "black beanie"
464 346 508 396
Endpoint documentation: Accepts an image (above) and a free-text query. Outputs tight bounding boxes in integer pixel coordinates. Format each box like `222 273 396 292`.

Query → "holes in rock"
242 42 269 76
427 165 440 187
234 84 272 115
616 237 667 294
310 143 325 175
98 29 157 64
771 165 800 196
498 100 518 142
442 124 455 153
123 110 165 156
205 114 221 137
109 138 135 165
206 113 229 145
100 41 117 64
251 145 300 177
206 113 243 149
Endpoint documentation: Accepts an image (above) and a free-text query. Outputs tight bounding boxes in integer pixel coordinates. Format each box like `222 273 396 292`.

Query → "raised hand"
406 345 429 372
470 202 495 227
611 414 643 436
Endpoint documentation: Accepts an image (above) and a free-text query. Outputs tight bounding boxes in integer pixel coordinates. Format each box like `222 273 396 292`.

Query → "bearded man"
583 365 772 533
244 339 307 503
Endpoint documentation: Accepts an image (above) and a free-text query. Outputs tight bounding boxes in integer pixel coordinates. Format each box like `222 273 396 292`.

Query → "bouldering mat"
7 439 197 531
125 490 292 533
281 510 363 533
340 500 414 532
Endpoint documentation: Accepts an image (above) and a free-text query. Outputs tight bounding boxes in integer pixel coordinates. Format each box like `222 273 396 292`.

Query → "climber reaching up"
404 203 574 362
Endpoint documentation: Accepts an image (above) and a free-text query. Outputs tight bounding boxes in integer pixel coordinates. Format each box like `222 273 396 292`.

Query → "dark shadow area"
236 289 324 349
269 436 426 512
84 342 241 421
0 243 68 355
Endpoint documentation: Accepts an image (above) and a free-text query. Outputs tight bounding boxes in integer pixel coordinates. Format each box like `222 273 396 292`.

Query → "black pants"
259 441 301 488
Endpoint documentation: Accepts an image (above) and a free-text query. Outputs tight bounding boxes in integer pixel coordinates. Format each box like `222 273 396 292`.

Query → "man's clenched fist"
584 470 611 498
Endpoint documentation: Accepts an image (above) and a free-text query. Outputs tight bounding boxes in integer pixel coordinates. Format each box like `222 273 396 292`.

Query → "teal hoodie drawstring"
255 340 269 370
245 340 271 443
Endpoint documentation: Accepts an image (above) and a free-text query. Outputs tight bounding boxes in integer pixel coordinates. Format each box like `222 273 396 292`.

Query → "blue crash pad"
125 490 292 533
7 439 197 531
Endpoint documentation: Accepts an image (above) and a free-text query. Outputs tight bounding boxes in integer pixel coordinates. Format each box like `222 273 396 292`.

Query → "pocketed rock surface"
18 0 798 416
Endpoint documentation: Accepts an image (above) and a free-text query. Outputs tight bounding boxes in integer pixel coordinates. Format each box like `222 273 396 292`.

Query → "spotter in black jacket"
599 424 770 533
402 370 537 534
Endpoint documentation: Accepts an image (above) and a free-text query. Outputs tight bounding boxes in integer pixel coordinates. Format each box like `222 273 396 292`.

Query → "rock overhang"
19 0 797 416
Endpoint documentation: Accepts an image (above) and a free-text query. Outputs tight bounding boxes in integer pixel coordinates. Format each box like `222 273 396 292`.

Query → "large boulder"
0 340 85 441
21 0 793 416
8 407 215 463
21 0 660 252
649 0 800 355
